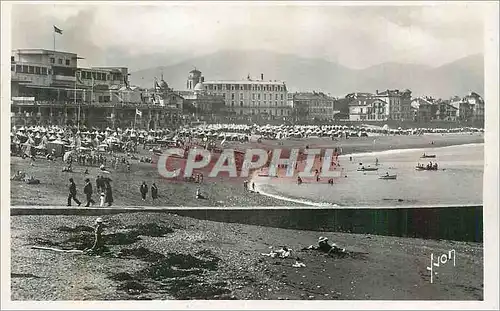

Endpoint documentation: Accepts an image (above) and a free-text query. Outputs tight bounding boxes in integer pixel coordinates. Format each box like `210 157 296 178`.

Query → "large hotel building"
186 69 291 118
10 48 183 129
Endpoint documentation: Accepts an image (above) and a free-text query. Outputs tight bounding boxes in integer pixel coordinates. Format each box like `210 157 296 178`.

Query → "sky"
10 2 485 71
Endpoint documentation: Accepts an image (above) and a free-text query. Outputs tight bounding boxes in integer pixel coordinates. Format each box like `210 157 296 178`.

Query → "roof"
349 98 388 106
85 67 126 74
190 69 201 74
203 80 286 85
411 97 435 106
293 92 332 100
12 48 77 56
194 82 205 91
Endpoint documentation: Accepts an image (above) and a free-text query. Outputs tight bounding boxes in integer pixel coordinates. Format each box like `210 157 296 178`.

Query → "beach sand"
10 212 483 300
10 133 483 207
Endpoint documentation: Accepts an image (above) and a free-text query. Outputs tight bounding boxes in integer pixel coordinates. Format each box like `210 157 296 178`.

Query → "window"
275 94 278 100
222 94 225 99
240 93 243 99
252 101 256 106
58 58 63 64
275 101 278 106
240 101 243 107
258 101 261 106
35 67 41 74
11 65 14 72
22 66 28 73
231 93 235 100
252 93 255 100
231 85 235 91
50 57 55 64
231 101 235 107
240 85 244 90
257 94 260 100
65 59 70 66
281 94 284 100
16 65 22 72
28 66 34 74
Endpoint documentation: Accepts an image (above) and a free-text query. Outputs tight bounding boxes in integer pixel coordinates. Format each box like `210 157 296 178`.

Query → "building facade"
464 92 485 122
290 92 336 121
411 97 437 122
375 89 412 120
11 48 181 129
349 98 388 121
186 70 291 119
450 99 474 122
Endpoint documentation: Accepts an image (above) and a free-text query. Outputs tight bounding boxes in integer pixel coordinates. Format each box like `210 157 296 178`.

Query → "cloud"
11 2 485 69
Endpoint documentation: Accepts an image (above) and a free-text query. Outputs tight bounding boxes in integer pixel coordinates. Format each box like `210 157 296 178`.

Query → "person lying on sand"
24 175 40 185
11 170 26 181
62 165 73 172
261 246 292 258
196 187 206 199
303 236 346 255
99 164 111 174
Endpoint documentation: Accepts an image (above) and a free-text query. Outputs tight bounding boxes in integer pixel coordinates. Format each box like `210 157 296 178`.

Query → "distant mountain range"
130 50 484 99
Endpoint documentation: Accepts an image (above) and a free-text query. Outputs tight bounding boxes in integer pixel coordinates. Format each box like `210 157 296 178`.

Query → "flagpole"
53 30 55 52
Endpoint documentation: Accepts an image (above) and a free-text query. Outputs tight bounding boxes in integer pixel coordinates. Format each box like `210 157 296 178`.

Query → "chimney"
261 73 264 81
376 90 378 95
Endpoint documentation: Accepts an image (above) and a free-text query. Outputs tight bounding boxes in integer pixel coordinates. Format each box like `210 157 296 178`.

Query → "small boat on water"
379 174 397 180
415 165 438 171
357 167 379 172
420 153 436 158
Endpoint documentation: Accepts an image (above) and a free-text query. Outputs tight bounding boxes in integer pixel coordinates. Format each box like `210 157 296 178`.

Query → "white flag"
136 109 142 117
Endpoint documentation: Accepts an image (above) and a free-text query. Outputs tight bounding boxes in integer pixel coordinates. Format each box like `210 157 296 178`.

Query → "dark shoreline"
11 204 483 242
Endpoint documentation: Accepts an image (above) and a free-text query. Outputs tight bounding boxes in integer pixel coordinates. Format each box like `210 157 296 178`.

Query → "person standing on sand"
104 181 113 207
86 217 105 255
140 181 148 201
151 183 158 201
67 178 81 207
96 175 103 192
252 182 255 191
83 178 95 207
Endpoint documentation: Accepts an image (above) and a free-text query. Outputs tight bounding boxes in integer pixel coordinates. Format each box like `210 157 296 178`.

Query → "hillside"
129 50 484 98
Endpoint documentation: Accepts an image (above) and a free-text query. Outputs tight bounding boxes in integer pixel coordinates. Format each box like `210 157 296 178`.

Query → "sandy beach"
11 212 483 300
10 133 483 207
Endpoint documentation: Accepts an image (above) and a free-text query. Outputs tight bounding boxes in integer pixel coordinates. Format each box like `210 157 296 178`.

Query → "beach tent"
47 141 65 157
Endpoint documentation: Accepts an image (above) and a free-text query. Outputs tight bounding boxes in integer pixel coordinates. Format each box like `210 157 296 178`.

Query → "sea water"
256 143 484 207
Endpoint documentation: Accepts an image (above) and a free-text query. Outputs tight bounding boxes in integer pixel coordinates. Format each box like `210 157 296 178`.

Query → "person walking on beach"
151 182 158 201
67 178 81 207
83 178 95 207
96 175 103 192
99 190 106 207
140 181 148 201
252 182 255 191
104 181 113 207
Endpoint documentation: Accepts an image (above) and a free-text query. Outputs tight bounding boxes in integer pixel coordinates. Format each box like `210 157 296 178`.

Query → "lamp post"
75 70 80 129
